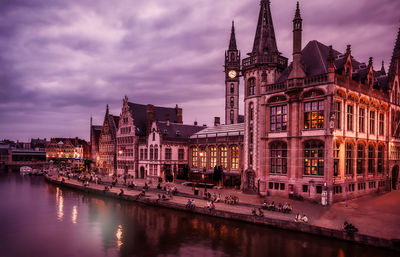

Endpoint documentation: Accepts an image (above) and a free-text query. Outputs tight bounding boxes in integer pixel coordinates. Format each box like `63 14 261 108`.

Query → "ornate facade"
230 0 400 202
98 105 119 175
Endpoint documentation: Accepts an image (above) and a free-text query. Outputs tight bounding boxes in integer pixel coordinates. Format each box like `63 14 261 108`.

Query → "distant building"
46 137 89 163
89 118 102 165
98 105 119 175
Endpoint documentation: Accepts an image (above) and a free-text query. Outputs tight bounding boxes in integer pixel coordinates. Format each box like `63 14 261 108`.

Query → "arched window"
270 105 287 131
270 142 287 174
333 141 340 177
191 147 198 168
209 146 216 168
199 147 206 168
249 103 254 121
304 100 324 129
230 97 234 107
357 144 365 175
378 145 384 173
249 124 253 144
248 78 255 96
154 146 158 160
230 110 234 123
368 145 375 174
150 145 154 160
230 145 239 170
219 146 227 169
345 143 353 175
230 84 234 94
304 141 324 176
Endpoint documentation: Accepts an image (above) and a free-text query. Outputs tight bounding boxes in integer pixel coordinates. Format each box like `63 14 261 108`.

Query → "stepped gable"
127 102 179 136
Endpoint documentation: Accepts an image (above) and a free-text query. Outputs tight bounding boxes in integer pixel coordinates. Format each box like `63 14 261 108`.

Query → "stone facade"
98 105 119 175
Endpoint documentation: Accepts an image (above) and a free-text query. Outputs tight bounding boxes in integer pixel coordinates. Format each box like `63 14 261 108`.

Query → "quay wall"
45 175 400 252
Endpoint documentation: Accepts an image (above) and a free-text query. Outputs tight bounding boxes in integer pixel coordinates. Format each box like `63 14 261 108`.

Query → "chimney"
175 104 183 124
146 104 155 133
194 121 198 126
214 117 220 126
166 113 170 126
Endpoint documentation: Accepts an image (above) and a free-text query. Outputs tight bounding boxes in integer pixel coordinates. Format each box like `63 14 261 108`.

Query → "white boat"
20 166 33 175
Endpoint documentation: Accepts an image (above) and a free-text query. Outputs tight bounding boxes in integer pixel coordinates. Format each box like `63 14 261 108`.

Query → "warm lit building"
46 137 89 163
189 118 244 187
90 117 102 166
228 0 400 203
98 105 119 175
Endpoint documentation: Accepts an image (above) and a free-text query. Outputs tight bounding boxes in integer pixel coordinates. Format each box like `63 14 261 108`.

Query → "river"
0 171 397 257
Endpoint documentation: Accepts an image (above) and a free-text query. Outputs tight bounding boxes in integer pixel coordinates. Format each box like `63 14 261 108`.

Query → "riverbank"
45 175 400 252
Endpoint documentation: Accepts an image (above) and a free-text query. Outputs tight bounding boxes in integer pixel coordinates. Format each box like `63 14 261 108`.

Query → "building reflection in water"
116 224 123 249
55 187 64 221
72 205 78 224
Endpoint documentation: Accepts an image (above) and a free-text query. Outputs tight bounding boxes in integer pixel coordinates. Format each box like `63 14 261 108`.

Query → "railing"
304 74 329 86
242 54 288 69
265 82 287 93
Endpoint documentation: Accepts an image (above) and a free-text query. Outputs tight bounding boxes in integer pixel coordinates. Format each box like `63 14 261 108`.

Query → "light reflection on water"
0 172 398 257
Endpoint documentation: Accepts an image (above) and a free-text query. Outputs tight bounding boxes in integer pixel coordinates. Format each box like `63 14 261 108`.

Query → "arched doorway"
140 166 145 179
243 169 255 193
392 166 399 190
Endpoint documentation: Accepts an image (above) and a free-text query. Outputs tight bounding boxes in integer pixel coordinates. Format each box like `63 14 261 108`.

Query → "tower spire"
389 26 400 81
252 0 278 55
288 1 305 80
229 20 237 50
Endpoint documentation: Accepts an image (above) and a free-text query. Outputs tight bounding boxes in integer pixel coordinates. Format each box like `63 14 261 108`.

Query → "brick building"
230 0 400 203
98 105 119 175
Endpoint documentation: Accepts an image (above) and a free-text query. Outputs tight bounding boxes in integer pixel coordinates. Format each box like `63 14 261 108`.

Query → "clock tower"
225 21 240 125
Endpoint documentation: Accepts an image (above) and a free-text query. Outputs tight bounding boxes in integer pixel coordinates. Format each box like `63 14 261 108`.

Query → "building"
90 117 102 166
139 120 204 183
46 137 89 164
115 96 183 177
98 105 119 175
189 117 244 187
233 0 400 202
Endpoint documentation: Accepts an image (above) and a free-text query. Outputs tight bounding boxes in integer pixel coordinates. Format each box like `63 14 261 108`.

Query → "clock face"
228 70 237 78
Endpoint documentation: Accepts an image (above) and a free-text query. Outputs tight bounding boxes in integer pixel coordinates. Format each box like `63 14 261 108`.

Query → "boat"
20 166 33 175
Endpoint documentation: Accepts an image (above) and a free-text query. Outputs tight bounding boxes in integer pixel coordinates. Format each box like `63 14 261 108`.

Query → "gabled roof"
127 102 179 136
157 121 204 140
190 123 244 139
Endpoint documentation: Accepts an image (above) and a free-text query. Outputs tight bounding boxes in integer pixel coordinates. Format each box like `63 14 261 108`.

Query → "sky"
0 0 399 142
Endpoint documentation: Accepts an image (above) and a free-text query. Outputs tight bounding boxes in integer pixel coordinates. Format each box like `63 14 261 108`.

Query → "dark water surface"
0 172 397 257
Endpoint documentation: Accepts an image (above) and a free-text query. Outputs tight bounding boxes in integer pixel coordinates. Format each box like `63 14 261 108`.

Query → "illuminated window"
231 145 239 170
270 142 287 174
304 141 324 176
304 101 324 129
210 146 216 168
220 146 227 169
192 147 198 168
200 147 207 168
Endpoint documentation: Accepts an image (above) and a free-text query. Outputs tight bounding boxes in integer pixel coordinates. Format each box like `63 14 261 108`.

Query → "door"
392 166 399 190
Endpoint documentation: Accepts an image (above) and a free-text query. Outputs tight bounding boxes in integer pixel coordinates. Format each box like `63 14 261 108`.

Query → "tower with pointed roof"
225 21 241 125
241 0 288 192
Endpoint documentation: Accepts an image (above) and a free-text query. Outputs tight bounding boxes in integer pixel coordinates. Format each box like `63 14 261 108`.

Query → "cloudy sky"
0 0 399 141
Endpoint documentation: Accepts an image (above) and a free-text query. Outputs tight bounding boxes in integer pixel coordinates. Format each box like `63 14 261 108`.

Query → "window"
270 105 287 131
165 148 172 160
210 147 216 168
302 185 308 193
140 149 144 160
304 141 324 176
192 147 198 168
270 142 287 174
154 147 158 160
304 101 324 129
335 102 341 129
150 146 154 160
231 145 239 170
250 103 254 121
144 148 148 160
230 110 234 123
230 97 234 107
334 186 342 194
348 183 355 192
200 148 206 168
359 108 365 133
334 142 340 177
346 143 353 175
316 185 322 194
249 125 253 144
370 111 375 134
274 183 279 190
178 149 184 160
357 144 365 175
379 113 384 136
153 132 155 141
248 78 255 96
220 146 227 169
280 183 285 190
347 105 353 131
378 145 384 173
269 182 273 189
368 145 375 174
230 84 234 94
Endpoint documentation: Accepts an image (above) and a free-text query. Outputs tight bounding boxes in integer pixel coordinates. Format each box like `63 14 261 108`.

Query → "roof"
276 40 389 91
91 125 102 131
190 123 244 139
157 121 205 140
128 102 179 136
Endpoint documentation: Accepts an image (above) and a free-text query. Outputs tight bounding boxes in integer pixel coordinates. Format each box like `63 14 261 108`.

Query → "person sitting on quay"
162 194 168 201
294 213 301 222
143 183 149 191
277 203 283 212
171 186 178 195
252 208 258 216
301 214 308 223
343 221 358 233
269 201 276 211
258 208 264 217
103 186 110 193
127 182 136 189
119 189 124 197
157 183 162 190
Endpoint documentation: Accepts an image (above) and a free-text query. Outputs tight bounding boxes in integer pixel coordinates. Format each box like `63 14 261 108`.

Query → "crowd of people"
294 213 308 223
262 201 293 213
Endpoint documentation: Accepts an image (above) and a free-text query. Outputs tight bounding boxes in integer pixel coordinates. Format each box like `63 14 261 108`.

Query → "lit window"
304 141 324 176
304 101 324 129
231 145 239 170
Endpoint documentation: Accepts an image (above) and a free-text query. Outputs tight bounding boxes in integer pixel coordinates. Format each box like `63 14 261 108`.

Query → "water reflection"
56 187 64 221
72 205 78 224
116 224 123 249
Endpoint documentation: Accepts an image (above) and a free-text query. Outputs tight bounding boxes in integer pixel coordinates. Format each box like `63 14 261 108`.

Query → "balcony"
242 54 288 70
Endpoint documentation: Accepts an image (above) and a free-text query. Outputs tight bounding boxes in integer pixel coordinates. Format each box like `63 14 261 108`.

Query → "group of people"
294 213 308 223
343 221 358 233
262 201 293 213
252 208 264 217
206 200 216 211
185 199 196 209
224 195 239 205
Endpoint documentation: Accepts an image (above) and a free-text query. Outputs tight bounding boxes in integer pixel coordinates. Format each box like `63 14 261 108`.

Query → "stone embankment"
45 175 399 252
